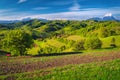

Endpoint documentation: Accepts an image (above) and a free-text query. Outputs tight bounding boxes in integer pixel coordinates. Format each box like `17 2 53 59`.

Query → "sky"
0 0 120 20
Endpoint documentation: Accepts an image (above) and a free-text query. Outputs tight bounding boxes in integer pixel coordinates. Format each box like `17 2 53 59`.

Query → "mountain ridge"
0 13 120 24
88 13 119 21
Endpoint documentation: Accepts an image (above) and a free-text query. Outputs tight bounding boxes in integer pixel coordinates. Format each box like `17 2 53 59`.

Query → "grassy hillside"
101 35 120 48
34 59 120 80
0 20 120 56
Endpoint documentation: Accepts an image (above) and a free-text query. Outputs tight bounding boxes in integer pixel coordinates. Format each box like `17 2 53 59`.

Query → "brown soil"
0 51 120 75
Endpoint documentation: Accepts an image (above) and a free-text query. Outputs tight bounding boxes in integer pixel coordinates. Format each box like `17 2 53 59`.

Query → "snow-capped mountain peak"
104 13 112 17
103 13 116 21
87 13 119 21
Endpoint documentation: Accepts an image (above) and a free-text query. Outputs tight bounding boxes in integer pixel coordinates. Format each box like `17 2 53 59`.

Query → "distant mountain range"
88 13 119 21
0 13 119 24
0 20 19 24
0 18 31 24
0 18 48 24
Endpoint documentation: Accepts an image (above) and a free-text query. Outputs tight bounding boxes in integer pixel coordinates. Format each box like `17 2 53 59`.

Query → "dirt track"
0 51 120 75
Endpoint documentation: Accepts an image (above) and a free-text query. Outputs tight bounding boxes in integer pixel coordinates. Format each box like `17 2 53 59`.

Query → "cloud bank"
0 7 120 20
18 0 27 3
69 1 81 11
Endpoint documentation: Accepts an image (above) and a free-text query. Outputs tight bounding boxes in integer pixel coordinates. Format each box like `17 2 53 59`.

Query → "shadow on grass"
104 47 116 49
34 52 82 57
0 50 9 55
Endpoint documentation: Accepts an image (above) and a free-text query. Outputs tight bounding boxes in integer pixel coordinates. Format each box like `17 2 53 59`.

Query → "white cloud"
0 7 120 20
26 8 108 20
0 9 13 13
0 8 111 20
18 0 27 3
0 9 15 17
69 1 80 11
104 13 112 17
0 9 31 20
33 7 49 10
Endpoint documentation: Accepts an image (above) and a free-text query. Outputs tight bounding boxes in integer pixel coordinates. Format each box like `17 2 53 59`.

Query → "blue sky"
0 0 120 20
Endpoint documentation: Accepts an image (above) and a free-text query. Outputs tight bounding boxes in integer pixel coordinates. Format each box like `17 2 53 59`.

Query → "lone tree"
2 30 33 56
84 37 102 50
74 40 85 51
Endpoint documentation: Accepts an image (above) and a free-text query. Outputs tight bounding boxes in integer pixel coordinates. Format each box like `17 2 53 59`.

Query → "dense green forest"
0 19 120 56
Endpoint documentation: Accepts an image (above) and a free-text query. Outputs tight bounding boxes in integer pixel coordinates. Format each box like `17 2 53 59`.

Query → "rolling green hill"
0 20 120 80
0 20 120 55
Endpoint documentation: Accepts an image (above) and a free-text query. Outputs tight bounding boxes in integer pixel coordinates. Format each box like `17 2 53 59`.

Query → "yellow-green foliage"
63 26 72 31
35 25 48 32
67 35 84 41
84 37 102 49
2 30 33 56
46 39 65 48
101 35 120 48
27 47 40 55
34 40 46 47
63 48 74 52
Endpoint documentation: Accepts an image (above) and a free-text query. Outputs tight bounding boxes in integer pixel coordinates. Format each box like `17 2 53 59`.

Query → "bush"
27 47 40 56
99 27 109 38
1 30 33 56
74 40 85 51
84 37 102 49
110 37 116 48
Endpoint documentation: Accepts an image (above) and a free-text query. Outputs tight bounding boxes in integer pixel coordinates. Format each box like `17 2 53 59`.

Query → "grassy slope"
28 35 120 55
45 39 65 48
34 59 120 80
67 35 84 41
1 58 120 80
0 49 120 80
64 35 120 49
101 35 120 48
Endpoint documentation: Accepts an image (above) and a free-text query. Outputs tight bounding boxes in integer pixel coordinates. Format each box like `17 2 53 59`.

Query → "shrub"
110 37 116 48
1 30 33 56
84 37 102 49
74 40 85 51
27 47 40 56
99 27 109 38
